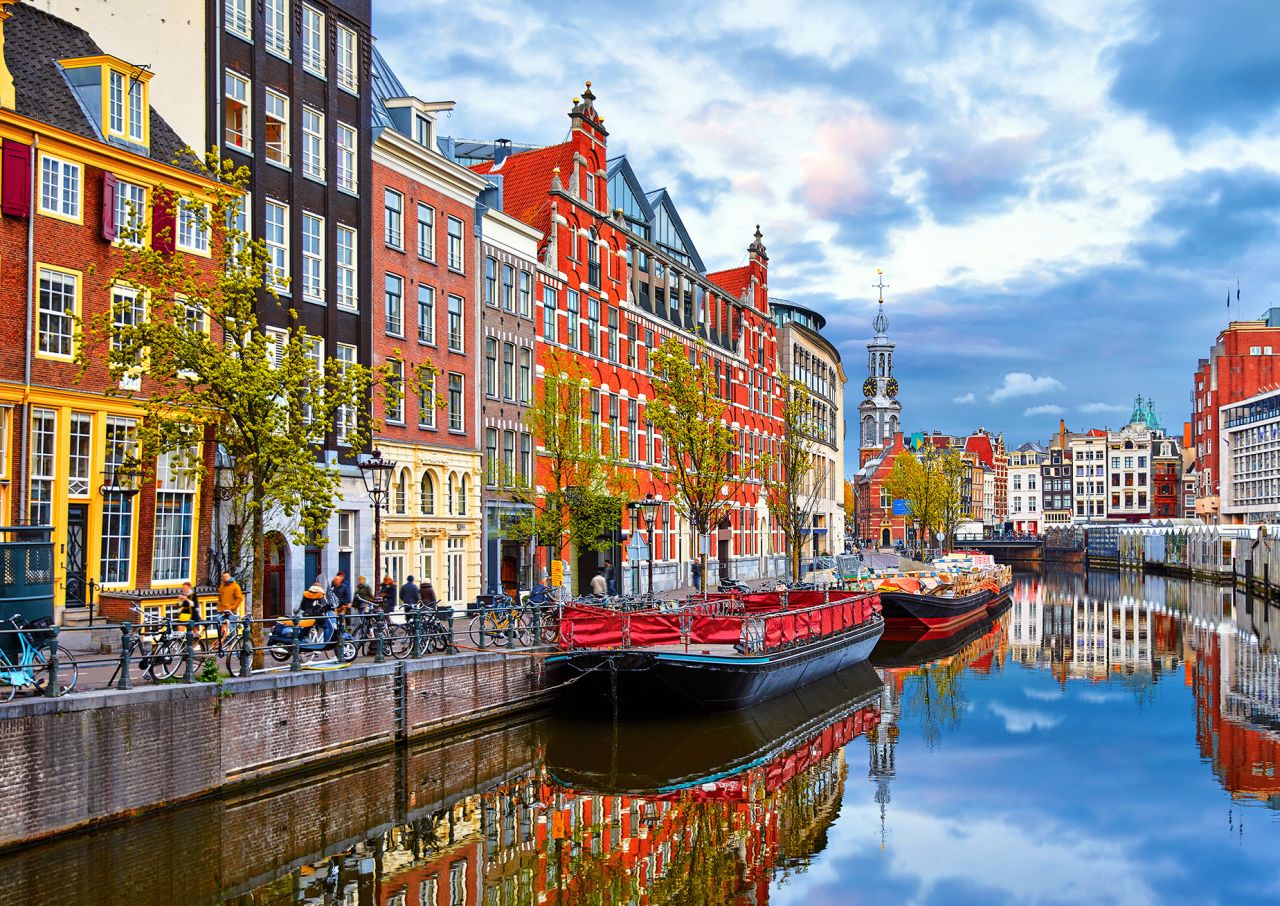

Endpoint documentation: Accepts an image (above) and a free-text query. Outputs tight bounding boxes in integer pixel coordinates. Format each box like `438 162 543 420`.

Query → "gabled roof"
964 433 995 466
471 141 575 235
645 186 705 272
605 156 655 224
370 47 408 134
707 265 751 300
7 4 192 171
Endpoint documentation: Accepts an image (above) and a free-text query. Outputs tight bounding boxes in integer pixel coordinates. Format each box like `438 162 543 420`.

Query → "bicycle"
390 605 452 658
107 604 169 685
0 614 78 701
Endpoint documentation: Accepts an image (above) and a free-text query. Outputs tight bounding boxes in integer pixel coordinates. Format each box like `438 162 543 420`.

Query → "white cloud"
1079 402 1128 414
1024 687 1064 702
953 392 976 404
990 372 1065 402
1024 404 1065 416
989 702 1064 733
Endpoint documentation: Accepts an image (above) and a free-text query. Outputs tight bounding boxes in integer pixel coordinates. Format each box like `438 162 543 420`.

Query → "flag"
1237 278 1241 302
1228 289 1231 309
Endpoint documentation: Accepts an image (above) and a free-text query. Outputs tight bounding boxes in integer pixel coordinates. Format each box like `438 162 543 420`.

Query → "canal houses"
0 2 225 619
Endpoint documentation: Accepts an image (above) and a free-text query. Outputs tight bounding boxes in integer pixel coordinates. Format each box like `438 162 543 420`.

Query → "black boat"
872 599 1012 668
878 583 1011 640
547 590 884 713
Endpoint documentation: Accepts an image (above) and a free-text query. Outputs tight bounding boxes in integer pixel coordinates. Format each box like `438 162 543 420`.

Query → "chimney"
493 138 512 167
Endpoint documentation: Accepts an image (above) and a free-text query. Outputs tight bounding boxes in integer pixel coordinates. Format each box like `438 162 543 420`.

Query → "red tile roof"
707 265 751 299
471 141 575 236
964 434 995 466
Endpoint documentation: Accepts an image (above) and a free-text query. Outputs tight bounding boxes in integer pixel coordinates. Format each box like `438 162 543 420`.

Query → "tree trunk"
250 482 266 669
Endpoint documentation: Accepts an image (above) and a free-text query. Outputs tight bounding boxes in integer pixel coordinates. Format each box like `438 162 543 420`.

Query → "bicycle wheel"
33 643 78 696
425 622 449 653
225 647 247 677
336 639 357 663
468 615 489 649
150 639 182 679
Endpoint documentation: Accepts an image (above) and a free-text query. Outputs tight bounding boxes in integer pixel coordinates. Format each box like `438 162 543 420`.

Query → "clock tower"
859 272 902 466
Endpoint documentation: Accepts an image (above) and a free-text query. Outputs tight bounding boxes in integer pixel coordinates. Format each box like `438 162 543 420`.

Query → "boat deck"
644 643 740 656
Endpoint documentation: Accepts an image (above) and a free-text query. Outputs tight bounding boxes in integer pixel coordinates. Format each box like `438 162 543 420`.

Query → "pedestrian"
421 580 439 611
354 575 374 606
217 571 244 615
330 570 352 608
299 582 326 617
590 569 607 596
530 577 549 605
691 559 702 591
177 581 202 622
378 575 396 609
400 574 422 611
604 559 617 595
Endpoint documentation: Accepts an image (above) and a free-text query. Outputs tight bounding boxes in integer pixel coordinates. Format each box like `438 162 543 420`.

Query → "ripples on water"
4 568 1280 905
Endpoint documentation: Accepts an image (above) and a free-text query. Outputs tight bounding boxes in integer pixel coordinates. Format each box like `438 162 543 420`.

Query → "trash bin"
0 526 55 660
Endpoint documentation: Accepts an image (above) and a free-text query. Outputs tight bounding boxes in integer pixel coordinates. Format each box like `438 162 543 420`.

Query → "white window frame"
417 285 435 345
336 122 357 193
385 273 404 337
264 0 290 59
447 295 464 352
67 413 92 499
301 211 324 303
385 188 403 249
100 416 138 587
37 266 77 359
108 69 125 135
417 203 434 260
302 4 326 76
128 78 145 143
152 448 198 584
302 106 325 181
111 284 145 390
39 155 81 220
448 373 463 432
264 200 290 294
447 216 464 270
29 408 56 526
177 199 210 254
224 70 251 150
336 24 358 93
264 89 290 167
335 342 356 446
386 357 405 424
225 0 251 39
336 225 357 311
114 179 147 246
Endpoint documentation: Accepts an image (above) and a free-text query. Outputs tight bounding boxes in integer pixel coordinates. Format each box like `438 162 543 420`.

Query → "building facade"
774 299 846 556
1008 443 1046 534
1104 397 1168 523
1219 388 1280 524
1069 430 1108 523
858 289 901 465
853 432 909 547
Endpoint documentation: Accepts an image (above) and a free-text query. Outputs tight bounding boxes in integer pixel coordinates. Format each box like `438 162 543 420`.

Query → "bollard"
183 621 197 683
373 617 386 664
118 621 133 690
507 606 517 649
291 610 303 671
446 608 457 654
412 608 424 659
532 600 542 648
239 617 252 677
43 625 60 697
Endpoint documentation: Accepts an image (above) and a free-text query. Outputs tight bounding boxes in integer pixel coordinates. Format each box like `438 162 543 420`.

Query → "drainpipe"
19 132 37 520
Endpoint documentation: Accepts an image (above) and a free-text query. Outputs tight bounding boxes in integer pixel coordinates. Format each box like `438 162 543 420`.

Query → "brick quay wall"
0 650 554 851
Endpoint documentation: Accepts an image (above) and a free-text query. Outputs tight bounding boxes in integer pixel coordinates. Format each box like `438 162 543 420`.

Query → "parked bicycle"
0 614 78 701
468 597 557 649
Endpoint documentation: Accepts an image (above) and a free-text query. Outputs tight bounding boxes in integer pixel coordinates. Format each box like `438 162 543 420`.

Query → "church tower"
859 271 902 465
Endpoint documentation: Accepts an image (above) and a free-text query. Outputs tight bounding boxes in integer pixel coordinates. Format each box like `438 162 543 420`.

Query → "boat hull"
547 615 885 713
879 583 1012 640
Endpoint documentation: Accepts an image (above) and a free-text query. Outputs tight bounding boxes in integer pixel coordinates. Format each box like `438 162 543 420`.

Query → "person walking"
378 575 396 610
354 575 374 606
217 572 244 615
330 571 352 609
590 569 607 596
400 575 422 611
604 559 617 595
691 560 702 591
177 581 202 622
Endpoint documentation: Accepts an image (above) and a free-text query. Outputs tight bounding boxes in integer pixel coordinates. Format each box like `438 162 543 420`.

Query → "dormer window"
61 56 151 149
414 114 431 148
106 68 146 143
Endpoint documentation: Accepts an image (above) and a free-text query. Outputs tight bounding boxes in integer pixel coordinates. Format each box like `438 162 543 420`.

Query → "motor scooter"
267 603 357 663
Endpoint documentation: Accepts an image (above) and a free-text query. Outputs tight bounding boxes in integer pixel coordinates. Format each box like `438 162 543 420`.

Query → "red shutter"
101 172 117 241
151 187 175 253
1 140 32 218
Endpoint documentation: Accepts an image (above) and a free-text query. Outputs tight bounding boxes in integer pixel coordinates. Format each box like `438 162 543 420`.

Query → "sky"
374 0 1280 462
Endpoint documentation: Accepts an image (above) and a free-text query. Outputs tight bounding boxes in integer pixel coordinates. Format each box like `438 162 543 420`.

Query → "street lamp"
629 493 661 595
358 449 396 600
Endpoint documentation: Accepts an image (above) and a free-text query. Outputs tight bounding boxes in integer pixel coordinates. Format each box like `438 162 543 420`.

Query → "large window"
153 448 197 583
501 264 514 311
264 90 289 166
447 216 464 270
336 225 357 310
37 267 77 358
385 189 403 249
264 201 289 292
39 155 80 220
543 286 557 340
485 429 498 486
502 342 515 400
485 257 498 306
108 70 125 136
301 4 325 75
336 24 358 93
224 71 251 149
264 0 290 58
335 343 356 446
485 339 498 397
420 472 435 515
386 357 404 423
417 285 436 345
417 204 435 259
447 295 464 352
336 123 357 193
385 273 404 336
301 212 324 302
518 347 532 404
111 285 144 389
114 179 146 246
100 416 137 585
224 0 250 38
28 409 55 526
302 107 325 181
177 199 210 254
518 271 532 318
448 374 463 432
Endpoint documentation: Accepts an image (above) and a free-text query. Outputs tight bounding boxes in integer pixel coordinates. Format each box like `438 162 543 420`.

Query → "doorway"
64 503 89 607
880 527 891 547
263 532 287 618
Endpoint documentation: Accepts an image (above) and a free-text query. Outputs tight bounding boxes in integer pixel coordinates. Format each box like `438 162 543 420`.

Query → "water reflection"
8 568 1280 904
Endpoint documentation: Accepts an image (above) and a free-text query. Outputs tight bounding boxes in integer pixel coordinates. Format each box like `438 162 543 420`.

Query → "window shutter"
101 172 118 241
151 187 176 253
1 140 32 218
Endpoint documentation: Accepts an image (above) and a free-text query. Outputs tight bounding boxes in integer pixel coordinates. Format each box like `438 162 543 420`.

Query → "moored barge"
875 554 1013 641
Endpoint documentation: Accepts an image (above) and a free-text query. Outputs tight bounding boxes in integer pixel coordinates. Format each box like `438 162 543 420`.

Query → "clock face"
863 377 876 398
886 378 899 398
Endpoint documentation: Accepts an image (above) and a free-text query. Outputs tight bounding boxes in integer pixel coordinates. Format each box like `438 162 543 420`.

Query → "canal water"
4 567 1280 905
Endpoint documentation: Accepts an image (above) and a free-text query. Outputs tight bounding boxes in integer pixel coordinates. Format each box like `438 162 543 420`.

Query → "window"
335 343 356 445
302 107 325 181
503 431 515 486
264 90 289 166
335 123 357 193
518 347 531 404
520 433 532 484
485 429 498 486
502 342 515 399
111 285 144 389
518 270 532 318
385 273 404 336
336 24 358 93
419 373 435 429
153 448 197 583
566 289 580 350
485 339 498 397
459 475 468 515
114 179 146 245
301 212 324 302
128 77 145 143
225 0 250 38
100 416 137 585
224 71 250 149
27 408 55 525
336 225 357 310
39 155 80 220
265 0 290 58
300 336 323 427
386 357 404 423
67 413 92 498
302 5 325 75
543 286 557 339
394 469 408 515
264 201 289 292
37 267 77 358
385 189 403 248
177 199 210 254
447 217 464 270
485 257 498 306
109 70 125 135
417 286 436 344
420 472 435 515
502 264 514 311
447 295 464 352
588 234 600 287
448 374 463 432
414 114 432 147
446 537 463 603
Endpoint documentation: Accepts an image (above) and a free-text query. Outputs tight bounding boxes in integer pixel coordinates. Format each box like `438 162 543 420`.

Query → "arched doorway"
880 527 891 547
263 531 288 618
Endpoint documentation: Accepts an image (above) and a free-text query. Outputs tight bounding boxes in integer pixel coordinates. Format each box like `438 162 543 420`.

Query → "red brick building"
853 432 910 547
1191 313 1280 522
466 85 785 592
0 4 222 620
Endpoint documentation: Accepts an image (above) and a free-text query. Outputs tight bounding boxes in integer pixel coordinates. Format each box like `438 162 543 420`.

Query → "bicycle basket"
26 616 56 644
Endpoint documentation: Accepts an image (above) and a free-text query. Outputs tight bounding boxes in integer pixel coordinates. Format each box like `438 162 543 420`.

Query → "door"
304 547 322 587
717 538 731 581
264 534 286 618
64 503 89 607
880 528 891 547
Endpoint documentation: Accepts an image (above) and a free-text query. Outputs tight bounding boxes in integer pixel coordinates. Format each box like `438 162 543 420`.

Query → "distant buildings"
1008 443 1045 534
1219 388 1280 524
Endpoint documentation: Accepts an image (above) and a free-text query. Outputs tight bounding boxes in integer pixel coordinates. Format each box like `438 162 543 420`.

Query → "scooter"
267 603 357 664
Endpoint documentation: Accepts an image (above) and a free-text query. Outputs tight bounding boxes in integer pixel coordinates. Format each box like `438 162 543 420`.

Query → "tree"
843 479 857 524
885 445 966 557
934 449 969 553
647 338 748 586
79 151 381 660
885 451 936 556
763 377 830 580
505 347 629 591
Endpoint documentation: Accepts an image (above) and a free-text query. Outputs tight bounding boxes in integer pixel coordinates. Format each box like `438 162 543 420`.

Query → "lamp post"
630 493 660 596
358 449 396 601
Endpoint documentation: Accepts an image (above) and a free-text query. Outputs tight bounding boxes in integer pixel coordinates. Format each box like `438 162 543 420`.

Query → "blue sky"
375 0 1280 460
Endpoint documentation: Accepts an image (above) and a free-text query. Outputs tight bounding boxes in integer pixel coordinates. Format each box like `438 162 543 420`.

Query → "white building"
1219 387 1280 524
1008 443 1046 535
1069 431 1109 523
